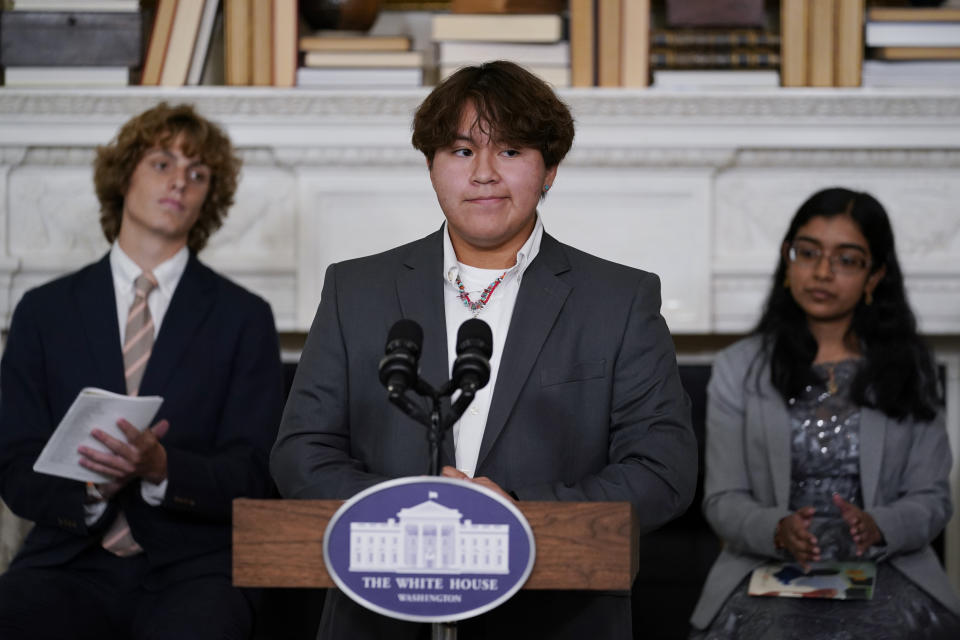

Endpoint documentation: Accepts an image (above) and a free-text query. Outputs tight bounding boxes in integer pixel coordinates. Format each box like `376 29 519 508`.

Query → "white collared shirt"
110 242 189 346
84 242 189 521
442 216 544 477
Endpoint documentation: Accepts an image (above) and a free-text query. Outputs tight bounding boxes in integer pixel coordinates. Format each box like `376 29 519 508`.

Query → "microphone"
450 319 492 394
378 319 423 397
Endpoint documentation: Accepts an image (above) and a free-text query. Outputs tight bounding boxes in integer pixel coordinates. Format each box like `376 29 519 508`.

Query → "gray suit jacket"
271 228 697 639
690 336 960 629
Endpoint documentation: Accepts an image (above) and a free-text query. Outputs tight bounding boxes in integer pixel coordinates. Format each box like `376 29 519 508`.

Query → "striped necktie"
123 272 158 396
102 271 158 556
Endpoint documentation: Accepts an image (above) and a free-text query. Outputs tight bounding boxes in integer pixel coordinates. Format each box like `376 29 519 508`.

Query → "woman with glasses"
689 187 960 638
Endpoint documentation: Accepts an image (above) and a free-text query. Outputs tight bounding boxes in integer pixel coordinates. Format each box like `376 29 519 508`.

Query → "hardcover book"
438 41 569 65
649 49 780 69
431 14 563 43
296 66 423 87
159 0 205 86
569 0 594 86
1 9 143 68
141 0 177 85
651 29 781 48
780 0 808 86
299 35 412 52
666 0 765 28
303 50 424 68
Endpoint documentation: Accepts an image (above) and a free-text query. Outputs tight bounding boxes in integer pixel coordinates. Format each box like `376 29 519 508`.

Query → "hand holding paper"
32 387 164 484
78 418 170 485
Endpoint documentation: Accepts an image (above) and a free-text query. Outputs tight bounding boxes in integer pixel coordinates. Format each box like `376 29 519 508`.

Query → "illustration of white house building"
349 492 510 574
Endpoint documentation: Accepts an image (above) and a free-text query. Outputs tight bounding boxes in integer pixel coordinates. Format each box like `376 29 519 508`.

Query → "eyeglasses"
787 240 871 275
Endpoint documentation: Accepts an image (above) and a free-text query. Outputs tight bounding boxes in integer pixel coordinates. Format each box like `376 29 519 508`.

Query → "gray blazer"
690 336 960 629
271 228 698 639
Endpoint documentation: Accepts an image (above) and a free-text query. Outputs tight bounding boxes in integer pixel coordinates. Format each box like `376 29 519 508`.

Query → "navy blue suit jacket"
0 252 283 588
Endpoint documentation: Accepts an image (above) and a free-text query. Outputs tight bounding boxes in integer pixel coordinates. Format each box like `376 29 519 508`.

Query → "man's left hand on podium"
441 465 517 503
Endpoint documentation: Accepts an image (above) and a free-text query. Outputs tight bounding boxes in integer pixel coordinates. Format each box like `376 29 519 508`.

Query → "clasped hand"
775 493 883 569
78 418 170 496
441 466 516 503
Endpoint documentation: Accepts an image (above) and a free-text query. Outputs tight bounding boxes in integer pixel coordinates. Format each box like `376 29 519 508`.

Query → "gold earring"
865 290 873 306
783 276 790 288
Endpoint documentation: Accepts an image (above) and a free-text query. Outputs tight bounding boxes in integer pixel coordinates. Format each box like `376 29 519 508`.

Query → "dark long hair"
753 187 940 422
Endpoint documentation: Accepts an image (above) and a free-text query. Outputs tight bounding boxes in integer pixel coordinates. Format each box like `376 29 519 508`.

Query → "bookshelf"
4 2 960 88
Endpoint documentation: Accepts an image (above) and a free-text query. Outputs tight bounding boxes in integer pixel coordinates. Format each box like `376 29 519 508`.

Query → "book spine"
649 49 781 69
224 0 251 85
596 0 621 86
870 47 960 61
781 0 808 86
141 0 178 86
867 7 960 22
835 0 865 87
808 0 836 87
251 0 272 86
621 0 650 87
569 0 595 87
650 30 781 48
272 0 298 87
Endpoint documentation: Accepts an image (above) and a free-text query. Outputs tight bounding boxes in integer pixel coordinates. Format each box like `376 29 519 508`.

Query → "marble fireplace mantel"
0 87 957 336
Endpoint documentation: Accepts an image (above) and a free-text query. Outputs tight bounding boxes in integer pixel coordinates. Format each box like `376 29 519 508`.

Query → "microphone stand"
385 378 478 640
387 378 477 477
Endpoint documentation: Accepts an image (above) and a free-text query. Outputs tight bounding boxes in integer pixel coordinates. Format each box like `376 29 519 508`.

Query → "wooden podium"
233 498 639 591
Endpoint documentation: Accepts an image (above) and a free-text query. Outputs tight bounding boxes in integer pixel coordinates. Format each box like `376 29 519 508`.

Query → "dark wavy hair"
753 187 940 422
411 60 575 171
94 102 241 253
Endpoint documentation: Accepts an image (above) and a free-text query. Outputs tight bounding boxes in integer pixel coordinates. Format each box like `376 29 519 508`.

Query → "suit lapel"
858 407 886 508
74 254 125 391
394 231 454 464
476 234 571 472
139 253 216 396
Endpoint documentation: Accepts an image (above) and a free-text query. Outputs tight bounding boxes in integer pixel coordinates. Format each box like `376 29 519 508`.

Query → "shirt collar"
110 242 189 298
442 215 544 285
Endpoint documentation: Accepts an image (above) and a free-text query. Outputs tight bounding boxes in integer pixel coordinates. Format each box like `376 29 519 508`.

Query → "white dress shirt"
442 216 544 477
83 243 189 523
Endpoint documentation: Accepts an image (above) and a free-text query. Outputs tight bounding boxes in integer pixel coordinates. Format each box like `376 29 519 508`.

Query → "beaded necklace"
456 271 506 317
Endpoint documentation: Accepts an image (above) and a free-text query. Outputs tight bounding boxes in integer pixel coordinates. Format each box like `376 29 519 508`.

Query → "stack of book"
863 7 960 88
569 0 650 87
297 34 423 88
213 0 297 87
432 8 568 87
141 0 222 86
1 0 141 87
780 0 865 87
649 28 781 89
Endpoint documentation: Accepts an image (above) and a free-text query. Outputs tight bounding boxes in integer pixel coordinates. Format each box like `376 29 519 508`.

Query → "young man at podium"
272 61 698 639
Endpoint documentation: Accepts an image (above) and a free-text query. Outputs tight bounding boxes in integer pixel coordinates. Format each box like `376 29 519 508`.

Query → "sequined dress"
693 359 960 640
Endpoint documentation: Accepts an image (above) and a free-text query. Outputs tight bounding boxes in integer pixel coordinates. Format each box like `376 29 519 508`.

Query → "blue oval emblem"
323 476 536 623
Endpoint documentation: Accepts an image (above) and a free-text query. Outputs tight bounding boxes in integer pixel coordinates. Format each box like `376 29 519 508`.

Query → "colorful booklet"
748 561 876 600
